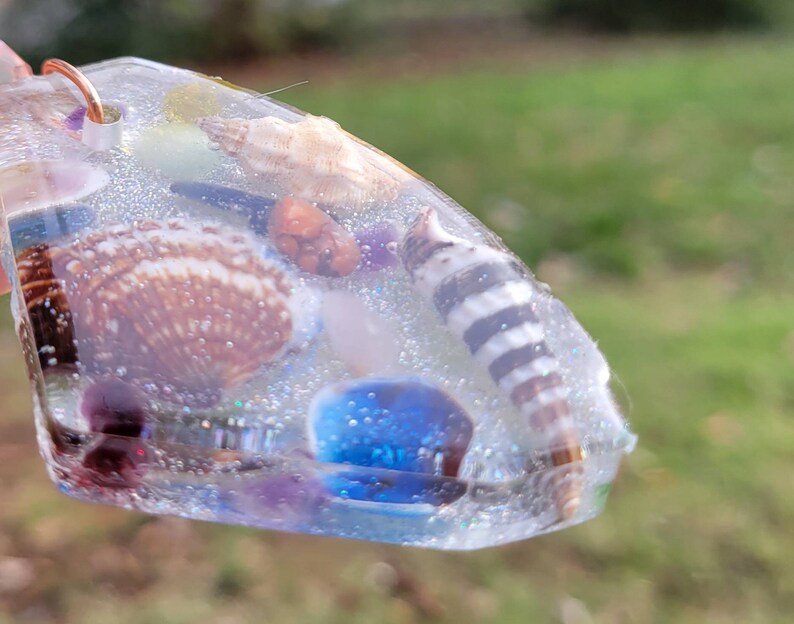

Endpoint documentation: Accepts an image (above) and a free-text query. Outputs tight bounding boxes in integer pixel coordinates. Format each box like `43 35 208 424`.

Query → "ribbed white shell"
197 115 407 206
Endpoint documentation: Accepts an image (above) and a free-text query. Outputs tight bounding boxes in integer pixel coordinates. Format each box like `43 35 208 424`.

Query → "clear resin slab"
0 57 635 549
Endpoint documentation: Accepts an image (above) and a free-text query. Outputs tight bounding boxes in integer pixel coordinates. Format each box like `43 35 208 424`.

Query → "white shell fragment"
0 160 109 215
321 290 402 376
197 114 409 206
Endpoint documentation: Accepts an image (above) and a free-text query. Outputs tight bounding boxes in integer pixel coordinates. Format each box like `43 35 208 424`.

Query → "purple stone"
81 379 148 438
81 437 149 489
355 222 399 271
65 106 87 131
243 472 328 512
65 102 126 132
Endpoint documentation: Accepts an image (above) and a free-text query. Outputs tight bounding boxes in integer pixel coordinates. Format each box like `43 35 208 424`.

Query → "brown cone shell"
17 244 78 371
39 219 294 406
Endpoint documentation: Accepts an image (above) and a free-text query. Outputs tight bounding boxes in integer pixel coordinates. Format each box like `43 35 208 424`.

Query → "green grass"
281 37 794 286
1 37 793 623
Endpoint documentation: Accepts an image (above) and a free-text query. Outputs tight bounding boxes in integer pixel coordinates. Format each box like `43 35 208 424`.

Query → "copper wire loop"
41 58 105 124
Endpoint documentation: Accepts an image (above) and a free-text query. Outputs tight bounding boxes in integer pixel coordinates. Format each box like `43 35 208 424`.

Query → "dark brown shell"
33 219 296 406
17 244 78 371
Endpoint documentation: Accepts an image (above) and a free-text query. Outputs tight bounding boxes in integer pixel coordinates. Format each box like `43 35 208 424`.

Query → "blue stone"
309 377 474 505
8 204 95 251
170 182 276 235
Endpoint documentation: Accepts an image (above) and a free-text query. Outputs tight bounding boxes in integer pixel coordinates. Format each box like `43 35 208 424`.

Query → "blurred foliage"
282 40 794 286
6 0 792 69
0 0 369 66
0 30 792 623
534 0 772 32
349 0 526 22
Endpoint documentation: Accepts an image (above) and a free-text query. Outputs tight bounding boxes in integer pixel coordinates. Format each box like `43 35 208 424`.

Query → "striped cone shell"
402 207 583 520
25 219 295 407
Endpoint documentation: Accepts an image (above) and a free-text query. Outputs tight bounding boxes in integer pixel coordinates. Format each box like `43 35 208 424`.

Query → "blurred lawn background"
0 1 793 623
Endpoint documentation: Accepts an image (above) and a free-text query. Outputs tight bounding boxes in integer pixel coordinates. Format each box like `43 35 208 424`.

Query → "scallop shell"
197 115 407 206
38 219 297 406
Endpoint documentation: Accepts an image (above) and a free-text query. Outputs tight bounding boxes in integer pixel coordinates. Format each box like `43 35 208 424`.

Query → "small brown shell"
35 219 295 406
17 244 78 371
268 197 361 277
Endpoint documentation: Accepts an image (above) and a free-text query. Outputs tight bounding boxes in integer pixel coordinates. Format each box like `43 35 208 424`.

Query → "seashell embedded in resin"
0 160 109 215
402 207 584 520
37 219 297 406
268 196 361 277
16 243 78 371
12 205 96 371
309 377 474 506
197 115 408 207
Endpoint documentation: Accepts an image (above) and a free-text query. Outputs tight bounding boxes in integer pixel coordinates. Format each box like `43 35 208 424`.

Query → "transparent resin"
0 57 635 549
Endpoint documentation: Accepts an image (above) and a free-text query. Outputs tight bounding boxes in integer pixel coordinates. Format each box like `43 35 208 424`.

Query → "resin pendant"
0 53 635 550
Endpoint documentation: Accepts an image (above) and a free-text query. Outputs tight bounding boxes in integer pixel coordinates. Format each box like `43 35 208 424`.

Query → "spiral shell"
29 219 297 406
17 244 77 371
403 208 583 520
197 115 407 207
